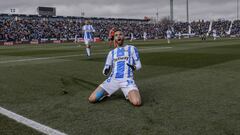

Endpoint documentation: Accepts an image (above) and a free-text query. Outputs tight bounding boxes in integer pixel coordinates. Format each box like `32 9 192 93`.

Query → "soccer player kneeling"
88 30 142 106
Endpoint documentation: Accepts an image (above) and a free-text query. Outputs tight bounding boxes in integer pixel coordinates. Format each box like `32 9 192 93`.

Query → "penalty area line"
0 47 173 64
0 106 67 135
0 52 105 64
0 54 81 64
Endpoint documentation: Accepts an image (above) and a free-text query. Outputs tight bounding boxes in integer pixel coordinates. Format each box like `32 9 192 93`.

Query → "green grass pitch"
0 38 240 135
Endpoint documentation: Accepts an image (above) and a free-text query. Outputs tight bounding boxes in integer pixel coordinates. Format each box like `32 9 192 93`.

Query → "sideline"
0 106 67 135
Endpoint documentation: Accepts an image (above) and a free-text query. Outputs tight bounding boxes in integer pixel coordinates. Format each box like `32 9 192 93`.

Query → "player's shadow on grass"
71 77 98 89
60 76 98 90
60 77 98 95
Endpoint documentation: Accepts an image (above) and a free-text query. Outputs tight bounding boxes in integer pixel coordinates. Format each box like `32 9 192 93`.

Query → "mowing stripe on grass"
0 106 67 135
0 46 173 64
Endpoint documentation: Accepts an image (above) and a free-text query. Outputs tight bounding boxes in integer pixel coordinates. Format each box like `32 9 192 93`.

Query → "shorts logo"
107 78 111 83
127 80 134 86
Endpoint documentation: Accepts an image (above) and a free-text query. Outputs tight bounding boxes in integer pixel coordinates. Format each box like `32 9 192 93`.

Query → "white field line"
0 54 81 64
0 46 172 64
0 106 67 135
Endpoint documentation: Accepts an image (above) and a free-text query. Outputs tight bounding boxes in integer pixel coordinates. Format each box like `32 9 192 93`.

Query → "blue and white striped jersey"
103 45 141 80
82 24 95 40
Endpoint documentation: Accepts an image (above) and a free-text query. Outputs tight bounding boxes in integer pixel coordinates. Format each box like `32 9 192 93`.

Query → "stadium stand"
0 14 239 45
231 20 240 36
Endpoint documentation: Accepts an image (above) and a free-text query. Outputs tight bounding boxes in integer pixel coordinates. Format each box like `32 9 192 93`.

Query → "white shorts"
84 39 92 45
100 78 139 99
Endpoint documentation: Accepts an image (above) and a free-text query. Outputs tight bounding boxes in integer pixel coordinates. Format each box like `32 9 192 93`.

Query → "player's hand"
127 63 136 71
103 67 111 76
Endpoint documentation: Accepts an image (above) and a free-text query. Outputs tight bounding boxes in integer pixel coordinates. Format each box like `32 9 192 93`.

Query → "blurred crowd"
231 20 240 35
0 14 240 42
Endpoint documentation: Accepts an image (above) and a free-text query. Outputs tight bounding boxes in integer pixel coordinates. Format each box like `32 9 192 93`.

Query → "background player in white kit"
74 34 80 47
82 20 95 57
143 31 147 41
178 31 182 40
88 30 142 106
166 29 172 44
130 32 134 42
212 29 217 40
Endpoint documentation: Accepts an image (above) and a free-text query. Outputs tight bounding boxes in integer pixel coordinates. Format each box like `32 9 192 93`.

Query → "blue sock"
95 89 106 102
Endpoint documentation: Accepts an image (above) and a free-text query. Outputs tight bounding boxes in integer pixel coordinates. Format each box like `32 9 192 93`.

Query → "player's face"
114 31 124 46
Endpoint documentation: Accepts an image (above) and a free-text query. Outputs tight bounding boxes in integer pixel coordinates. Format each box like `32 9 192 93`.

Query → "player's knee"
88 96 96 103
89 88 106 103
131 98 141 106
